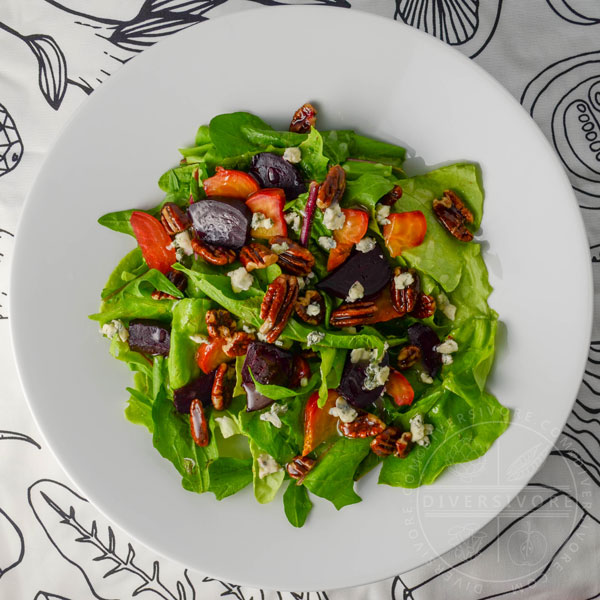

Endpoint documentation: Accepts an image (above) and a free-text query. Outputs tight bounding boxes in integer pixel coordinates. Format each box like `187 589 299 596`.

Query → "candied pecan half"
295 290 325 326
222 331 255 358
316 165 346 210
211 363 235 411
160 202 191 235
191 238 237 266
289 102 317 133
432 190 474 242
397 345 421 370
206 309 236 339
239 243 278 272
339 413 386 439
286 455 316 484
371 426 402 456
270 236 315 276
190 399 209 447
259 274 299 343
330 300 377 328
412 293 436 319
380 185 403 206
394 431 413 458
390 267 419 316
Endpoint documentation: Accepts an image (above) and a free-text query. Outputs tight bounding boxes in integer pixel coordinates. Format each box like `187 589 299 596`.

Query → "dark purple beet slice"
128 320 171 356
408 323 442 377
337 351 390 409
242 341 294 411
173 370 216 413
249 153 307 201
317 246 392 300
188 197 251 250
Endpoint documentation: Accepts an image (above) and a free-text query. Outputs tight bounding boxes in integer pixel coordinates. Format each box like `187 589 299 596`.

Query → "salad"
91 104 509 527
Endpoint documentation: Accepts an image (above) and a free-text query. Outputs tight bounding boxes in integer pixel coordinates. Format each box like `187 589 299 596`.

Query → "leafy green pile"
91 111 509 527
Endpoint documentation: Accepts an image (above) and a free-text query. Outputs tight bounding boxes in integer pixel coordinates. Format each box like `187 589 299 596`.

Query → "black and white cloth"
1 1 599 598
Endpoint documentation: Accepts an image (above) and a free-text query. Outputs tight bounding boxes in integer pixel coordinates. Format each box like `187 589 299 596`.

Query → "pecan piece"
239 243 278 272
316 165 346 210
380 185 403 206
206 309 236 339
339 413 386 439
394 431 413 458
289 102 317 133
432 190 474 242
330 300 377 328
371 426 402 456
412 293 436 319
286 455 316 484
222 331 255 357
151 290 178 301
390 267 419 316
295 290 325 326
259 274 299 343
270 236 315 276
397 345 421 370
211 363 235 411
191 238 237 266
160 202 192 235
190 399 209 447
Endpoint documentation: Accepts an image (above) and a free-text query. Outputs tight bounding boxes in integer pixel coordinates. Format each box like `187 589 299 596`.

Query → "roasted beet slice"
337 351 390 409
188 197 251 250
407 323 442 377
249 153 307 201
317 246 392 300
128 319 171 356
242 341 294 411
173 370 216 413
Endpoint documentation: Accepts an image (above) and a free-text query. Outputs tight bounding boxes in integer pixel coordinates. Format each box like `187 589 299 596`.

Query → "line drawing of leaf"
0 430 41 449
34 592 73 600
0 507 25 579
28 479 196 600
201 577 265 600
23 34 68 110
0 103 24 178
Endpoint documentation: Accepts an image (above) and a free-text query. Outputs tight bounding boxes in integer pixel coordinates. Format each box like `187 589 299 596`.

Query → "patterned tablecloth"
1 1 599 598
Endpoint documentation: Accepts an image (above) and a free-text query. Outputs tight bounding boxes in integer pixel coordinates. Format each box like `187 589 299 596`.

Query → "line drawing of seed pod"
522 51 600 207
394 0 503 58
0 104 24 177
546 0 600 26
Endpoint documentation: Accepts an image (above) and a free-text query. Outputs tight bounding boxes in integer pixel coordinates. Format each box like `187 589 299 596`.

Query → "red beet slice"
188 197 251 250
337 351 390 409
249 153 307 201
407 323 442 377
173 370 216 413
242 341 294 411
317 246 392 300
128 320 171 356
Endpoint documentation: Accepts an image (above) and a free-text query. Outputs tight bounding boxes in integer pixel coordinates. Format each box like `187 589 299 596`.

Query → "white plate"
10 6 592 591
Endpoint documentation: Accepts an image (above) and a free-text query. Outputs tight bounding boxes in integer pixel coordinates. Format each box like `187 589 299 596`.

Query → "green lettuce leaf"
250 440 285 504
208 457 253 500
101 248 147 299
283 481 313 527
152 388 218 494
303 438 372 509
168 298 213 390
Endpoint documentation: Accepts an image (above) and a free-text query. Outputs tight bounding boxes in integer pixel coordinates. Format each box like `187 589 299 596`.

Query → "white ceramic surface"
10 6 593 591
